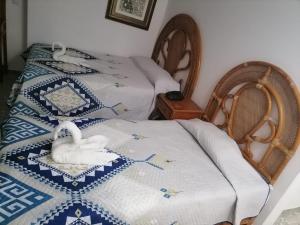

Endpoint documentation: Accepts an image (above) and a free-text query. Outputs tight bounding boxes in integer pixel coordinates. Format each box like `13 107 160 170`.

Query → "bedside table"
153 94 203 120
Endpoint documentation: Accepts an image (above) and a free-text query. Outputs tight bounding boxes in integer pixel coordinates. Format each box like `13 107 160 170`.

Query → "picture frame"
105 0 157 30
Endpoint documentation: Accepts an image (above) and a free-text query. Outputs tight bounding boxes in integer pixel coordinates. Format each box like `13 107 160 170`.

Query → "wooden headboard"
152 14 201 98
204 61 300 184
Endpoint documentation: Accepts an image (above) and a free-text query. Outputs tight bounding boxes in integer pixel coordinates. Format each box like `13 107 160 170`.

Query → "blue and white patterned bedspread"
8 44 179 120
0 110 270 225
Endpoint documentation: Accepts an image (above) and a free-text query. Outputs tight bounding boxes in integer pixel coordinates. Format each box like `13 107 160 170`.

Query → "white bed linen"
178 119 271 224
10 44 179 120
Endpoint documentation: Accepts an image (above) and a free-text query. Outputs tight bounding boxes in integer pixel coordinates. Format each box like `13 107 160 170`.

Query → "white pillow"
177 119 270 225
131 56 180 94
177 118 243 162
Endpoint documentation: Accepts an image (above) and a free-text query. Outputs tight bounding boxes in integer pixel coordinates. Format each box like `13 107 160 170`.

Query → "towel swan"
51 121 119 165
52 42 90 67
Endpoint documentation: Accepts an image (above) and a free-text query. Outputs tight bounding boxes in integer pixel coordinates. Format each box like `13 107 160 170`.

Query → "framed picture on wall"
105 0 157 30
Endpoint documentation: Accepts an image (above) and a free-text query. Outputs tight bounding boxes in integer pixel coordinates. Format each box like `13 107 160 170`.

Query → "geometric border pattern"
0 117 50 148
0 172 52 224
21 63 55 82
2 141 133 193
30 115 106 130
42 47 97 60
32 199 128 225
36 60 99 76
9 101 39 117
27 48 53 61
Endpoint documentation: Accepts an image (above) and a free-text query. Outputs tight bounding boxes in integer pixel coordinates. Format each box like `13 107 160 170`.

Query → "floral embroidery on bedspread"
160 188 182 199
133 154 174 170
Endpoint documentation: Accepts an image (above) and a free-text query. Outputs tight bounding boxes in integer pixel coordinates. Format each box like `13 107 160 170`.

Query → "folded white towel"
51 121 119 165
52 42 90 67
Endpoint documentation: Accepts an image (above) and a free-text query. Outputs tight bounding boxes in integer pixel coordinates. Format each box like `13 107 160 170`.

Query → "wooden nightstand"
153 94 203 120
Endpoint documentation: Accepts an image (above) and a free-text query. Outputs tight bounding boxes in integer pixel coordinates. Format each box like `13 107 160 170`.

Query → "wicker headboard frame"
152 14 201 98
204 61 300 184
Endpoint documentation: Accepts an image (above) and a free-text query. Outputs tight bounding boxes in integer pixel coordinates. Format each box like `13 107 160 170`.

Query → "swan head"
53 121 82 144
52 42 67 58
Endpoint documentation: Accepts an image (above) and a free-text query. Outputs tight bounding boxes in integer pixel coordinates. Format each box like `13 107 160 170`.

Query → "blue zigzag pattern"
32 199 128 225
0 117 50 148
30 115 60 127
22 63 54 81
9 101 39 117
36 60 99 76
3 141 133 193
27 48 53 60
30 115 106 129
0 172 52 224
73 118 107 129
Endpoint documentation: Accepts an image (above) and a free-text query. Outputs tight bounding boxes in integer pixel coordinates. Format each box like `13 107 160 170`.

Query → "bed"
1 61 299 225
8 14 201 120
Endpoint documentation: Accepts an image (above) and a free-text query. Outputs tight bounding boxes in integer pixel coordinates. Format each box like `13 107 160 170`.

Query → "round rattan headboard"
204 61 300 184
152 14 201 98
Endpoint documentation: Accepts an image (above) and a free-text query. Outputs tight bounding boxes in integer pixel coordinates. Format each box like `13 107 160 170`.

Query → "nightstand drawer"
172 111 202 120
156 97 172 118
152 94 203 120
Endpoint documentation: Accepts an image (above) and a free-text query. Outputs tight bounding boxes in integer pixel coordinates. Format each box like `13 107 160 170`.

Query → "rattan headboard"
152 14 201 98
204 61 300 184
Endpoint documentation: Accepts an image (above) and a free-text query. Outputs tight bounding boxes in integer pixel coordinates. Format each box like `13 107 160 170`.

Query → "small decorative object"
106 0 157 30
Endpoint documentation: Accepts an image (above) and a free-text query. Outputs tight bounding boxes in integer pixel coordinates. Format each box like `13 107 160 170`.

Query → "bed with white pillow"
9 14 201 120
0 113 270 225
9 44 179 120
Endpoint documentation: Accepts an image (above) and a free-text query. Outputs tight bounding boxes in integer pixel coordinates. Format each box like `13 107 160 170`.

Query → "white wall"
6 0 27 71
264 173 300 224
163 0 300 224
27 0 169 57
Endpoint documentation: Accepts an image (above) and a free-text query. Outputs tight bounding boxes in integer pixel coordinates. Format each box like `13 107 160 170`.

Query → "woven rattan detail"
205 61 300 184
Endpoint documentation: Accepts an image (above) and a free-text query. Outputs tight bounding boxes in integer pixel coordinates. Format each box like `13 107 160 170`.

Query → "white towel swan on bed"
52 42 91 67
51 121 119 165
